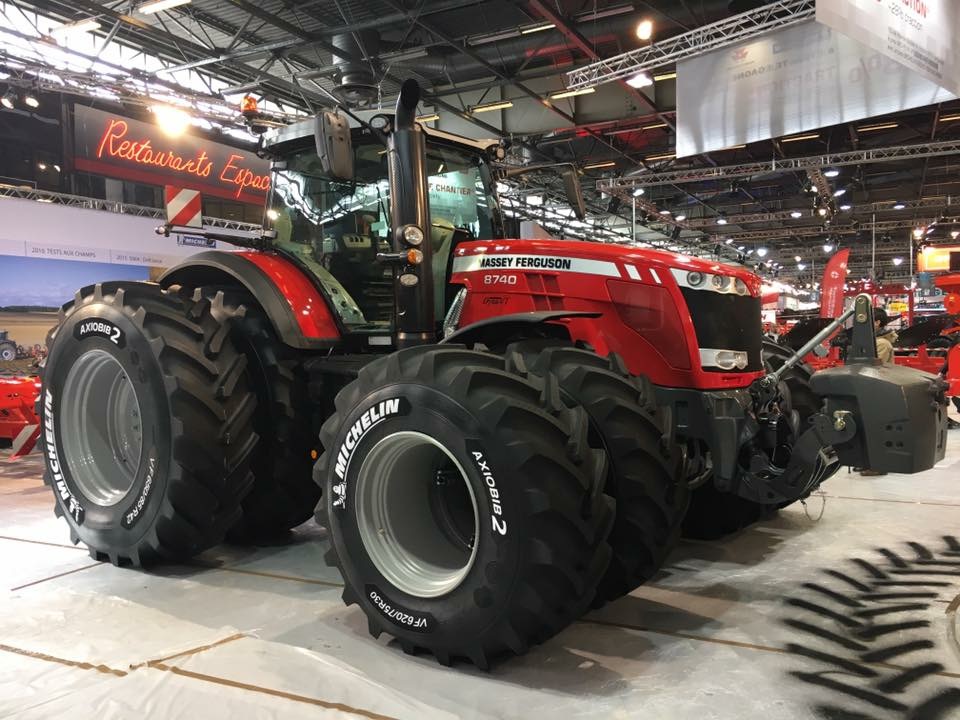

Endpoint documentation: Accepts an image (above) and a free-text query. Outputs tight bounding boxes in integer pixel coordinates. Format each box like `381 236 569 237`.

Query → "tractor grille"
680 289 763 372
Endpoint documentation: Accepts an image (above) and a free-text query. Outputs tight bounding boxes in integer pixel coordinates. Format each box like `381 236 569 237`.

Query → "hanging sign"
73 105 270 205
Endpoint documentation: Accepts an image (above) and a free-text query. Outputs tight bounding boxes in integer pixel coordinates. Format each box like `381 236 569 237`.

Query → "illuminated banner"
675 20 954 157
73 105 270 205
817 0 960 97
918 245 960 272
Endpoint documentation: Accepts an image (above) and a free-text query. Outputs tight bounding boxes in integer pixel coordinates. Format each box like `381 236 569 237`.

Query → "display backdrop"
73 105 270 205
676 20 955 157
817 0 960 97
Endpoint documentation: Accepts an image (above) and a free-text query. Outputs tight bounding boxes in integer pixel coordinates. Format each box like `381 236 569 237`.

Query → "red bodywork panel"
1 376 41 457
239 252 340 340
451 240 764 390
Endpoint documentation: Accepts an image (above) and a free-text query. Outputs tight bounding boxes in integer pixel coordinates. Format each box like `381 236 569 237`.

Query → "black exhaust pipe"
388 79 434 348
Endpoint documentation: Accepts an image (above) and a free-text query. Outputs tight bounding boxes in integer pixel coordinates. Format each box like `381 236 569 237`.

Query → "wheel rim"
0 347 14 361
60 349 143 506
355 431 479 598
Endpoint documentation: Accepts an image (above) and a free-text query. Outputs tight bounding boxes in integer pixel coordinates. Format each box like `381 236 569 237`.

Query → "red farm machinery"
38 81 949 668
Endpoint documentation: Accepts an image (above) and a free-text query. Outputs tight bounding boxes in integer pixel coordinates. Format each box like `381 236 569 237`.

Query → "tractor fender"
160 251 340 349
442 311 600 347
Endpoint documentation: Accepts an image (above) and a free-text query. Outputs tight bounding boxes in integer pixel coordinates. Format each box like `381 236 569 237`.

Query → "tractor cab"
261 115 504 331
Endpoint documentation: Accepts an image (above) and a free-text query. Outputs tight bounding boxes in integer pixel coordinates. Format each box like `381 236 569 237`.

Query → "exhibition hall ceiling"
3 0 959 282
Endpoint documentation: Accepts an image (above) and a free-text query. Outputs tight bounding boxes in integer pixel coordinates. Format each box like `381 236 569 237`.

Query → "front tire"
314 345 614 668
41 282 258 566
507 340 688 606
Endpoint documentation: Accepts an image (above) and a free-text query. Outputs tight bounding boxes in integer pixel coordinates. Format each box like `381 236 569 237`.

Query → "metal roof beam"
565 0 814 90
600 140 960 190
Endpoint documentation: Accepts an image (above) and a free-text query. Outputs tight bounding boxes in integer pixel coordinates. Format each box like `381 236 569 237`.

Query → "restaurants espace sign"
73 105 270 205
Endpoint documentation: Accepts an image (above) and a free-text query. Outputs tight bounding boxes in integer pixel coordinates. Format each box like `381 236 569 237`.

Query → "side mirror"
315 110 354 182
561 167 586 221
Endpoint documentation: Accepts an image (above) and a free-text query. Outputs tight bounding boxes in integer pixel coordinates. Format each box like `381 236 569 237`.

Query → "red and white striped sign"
164 185 202 228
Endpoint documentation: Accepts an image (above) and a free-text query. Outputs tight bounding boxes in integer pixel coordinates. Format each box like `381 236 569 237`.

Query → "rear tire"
507 340 688 606
314 345 613 668
0 341 16 362
201 289 320 542
41 283 258 566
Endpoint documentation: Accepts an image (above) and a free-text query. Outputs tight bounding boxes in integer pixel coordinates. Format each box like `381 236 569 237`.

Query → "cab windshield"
269 135 498 327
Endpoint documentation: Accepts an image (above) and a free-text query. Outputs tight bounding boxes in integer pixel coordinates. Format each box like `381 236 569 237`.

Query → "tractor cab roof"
264 111 499 156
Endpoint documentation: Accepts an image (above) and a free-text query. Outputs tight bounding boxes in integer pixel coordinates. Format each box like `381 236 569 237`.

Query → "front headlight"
401 224 424 246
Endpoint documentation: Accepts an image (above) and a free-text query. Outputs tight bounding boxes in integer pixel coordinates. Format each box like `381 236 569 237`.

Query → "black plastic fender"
160 251 338 350
441 311 600 347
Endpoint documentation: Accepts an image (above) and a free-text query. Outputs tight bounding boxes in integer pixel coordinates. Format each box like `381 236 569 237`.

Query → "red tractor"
40 81 948 668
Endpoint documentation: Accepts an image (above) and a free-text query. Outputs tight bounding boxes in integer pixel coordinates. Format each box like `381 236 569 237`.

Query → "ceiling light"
37 162 47 170
151 104 191 137
716 216 728 225
24 93 39 108
839 203 852 211
471 100 513 113
416 113 440 123
645 152 675 161
675 213 687 221
823 242 834 253
642 122 668 130
654 71 677 82
0 90 14 110
584 161 616 170
939 113 960 122
952 230 959 239
810 184 818 193
790 210 803 218
723 144 747 150
833 188 846 197
632 188 644 197
781 133 820 143
53 164 61 172
797 263 807 270
636 19 654 41
913 227 924 239
659 209 672 215
857 122 898 132
521 23 555 34
550 87 595 100
892 257 904 266
527 194 543 206
737 246 746 251
756 247 768 257
605 126 642 136
266 209 279 221
823 168 840 178
626 72 653 88
818 207 828 216
893 202 906 209
794 255 802 262
139 0 191 13
51 18 101 37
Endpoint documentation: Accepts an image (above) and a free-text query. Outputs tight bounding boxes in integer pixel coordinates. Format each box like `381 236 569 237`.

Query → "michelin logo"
332 398 402 509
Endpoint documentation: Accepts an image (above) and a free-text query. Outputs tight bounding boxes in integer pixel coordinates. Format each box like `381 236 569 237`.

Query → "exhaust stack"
388 79 434 347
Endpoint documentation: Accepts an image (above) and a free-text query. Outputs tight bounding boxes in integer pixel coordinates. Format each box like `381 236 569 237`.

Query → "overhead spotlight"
659 209 672 215
839 203 852 211
716 213 728 225
823 242 834 253
632 187 645 197
0 90 14 110
913 227 924 239
824 168 840 178
725 238 734 245
24 93 39 108
952 230 959 239
818 206 828 216
756 247 768 257
833 187 846 197
626 72 653 88
675 213 687 221
810 184 818 193
893 201 906 209
790 210 803 219
151 104 191 137
266 209 279 221
892 257 904 266
636 19 654 41
794 255 802 262
797 262 807 270
737 245 746 252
